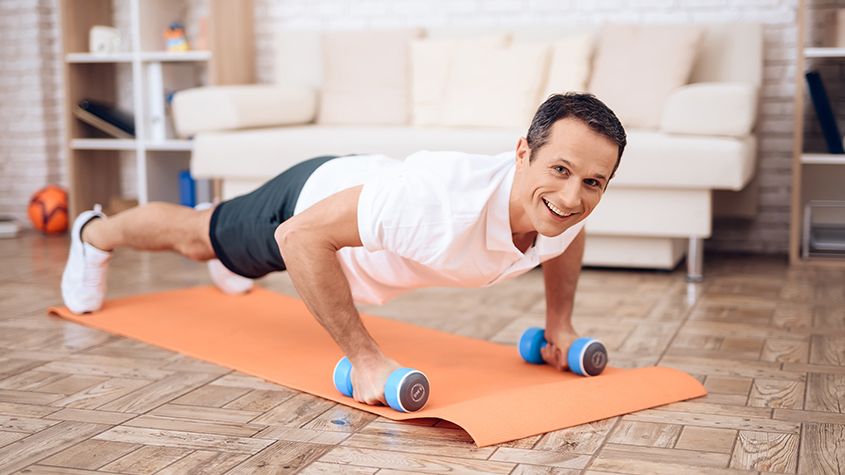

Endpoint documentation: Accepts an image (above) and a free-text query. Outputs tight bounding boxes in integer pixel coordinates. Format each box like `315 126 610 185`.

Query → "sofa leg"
687 237 704 282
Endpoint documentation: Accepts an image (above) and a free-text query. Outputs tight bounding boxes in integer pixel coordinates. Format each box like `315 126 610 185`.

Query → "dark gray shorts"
208 155 340 278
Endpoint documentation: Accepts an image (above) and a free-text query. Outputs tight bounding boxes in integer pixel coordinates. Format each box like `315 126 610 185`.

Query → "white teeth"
543 198 573 218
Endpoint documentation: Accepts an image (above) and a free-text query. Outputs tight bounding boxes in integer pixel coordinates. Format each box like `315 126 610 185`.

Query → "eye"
552 165 568 175
584 179 601 188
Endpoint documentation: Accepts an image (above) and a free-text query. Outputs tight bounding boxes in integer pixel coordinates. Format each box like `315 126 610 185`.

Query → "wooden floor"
0 232 843 474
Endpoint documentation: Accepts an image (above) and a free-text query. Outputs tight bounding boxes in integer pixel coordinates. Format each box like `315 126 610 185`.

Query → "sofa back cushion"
410 34 509 126
588 24 703 129
690 23 762 86
440 41 550 128
541 32 596 98
318 28 423 125
274 30 324 90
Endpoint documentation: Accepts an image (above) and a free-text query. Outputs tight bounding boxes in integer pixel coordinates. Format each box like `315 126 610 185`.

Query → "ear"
515 137 531 168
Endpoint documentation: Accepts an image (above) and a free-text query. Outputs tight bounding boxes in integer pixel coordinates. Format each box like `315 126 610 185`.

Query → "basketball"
28 185 69 234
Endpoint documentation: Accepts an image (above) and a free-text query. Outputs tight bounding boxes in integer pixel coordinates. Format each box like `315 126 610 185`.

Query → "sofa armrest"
172 85 317 137
660 82 758 137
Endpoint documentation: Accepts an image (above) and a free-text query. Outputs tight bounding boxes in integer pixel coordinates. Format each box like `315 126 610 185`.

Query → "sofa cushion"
410 34 509 126
318 28 423 126
660 82 758 137
612 130 756 190
542 32 595 97
172 85 317 137
588 24 703 129
441 41 550 128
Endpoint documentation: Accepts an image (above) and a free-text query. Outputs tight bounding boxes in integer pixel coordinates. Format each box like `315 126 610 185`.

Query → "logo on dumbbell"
591 351 606 368
411 383 426 402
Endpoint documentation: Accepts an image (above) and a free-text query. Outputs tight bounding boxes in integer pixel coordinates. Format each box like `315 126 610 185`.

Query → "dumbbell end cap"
385 368 429 412
519 327 547 364
333 357 354 397
568 338 608 377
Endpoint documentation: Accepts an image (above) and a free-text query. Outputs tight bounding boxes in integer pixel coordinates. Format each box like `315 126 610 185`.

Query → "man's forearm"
278 232 382 363
542 228 585 333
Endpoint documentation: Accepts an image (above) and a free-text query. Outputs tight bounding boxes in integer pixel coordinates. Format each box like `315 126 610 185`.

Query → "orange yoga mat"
50 286 706 447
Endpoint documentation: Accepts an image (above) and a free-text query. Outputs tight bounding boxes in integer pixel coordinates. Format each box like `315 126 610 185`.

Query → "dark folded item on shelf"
74 99 135 139
805 70 844 154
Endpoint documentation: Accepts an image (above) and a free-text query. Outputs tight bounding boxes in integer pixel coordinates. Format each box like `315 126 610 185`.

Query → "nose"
558 183 581 211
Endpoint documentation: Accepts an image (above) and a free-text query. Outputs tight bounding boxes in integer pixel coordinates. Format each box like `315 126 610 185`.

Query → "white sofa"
173 23 762 280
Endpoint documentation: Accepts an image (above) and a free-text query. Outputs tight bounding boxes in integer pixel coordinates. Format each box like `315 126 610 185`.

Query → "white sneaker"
208 258 254 294
61 205 111 314
195 202 254 295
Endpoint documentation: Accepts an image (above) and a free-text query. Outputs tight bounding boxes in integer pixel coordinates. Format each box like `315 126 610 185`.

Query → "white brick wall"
0 0 64 226
1 0 838 255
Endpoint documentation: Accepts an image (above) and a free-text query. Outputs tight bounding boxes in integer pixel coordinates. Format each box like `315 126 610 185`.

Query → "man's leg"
61 202 234 314
82 202 215 261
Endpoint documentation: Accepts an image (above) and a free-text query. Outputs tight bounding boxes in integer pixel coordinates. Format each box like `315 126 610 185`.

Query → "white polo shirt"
293 151 585 305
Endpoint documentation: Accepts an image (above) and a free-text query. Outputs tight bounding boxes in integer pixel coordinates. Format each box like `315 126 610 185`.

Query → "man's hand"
540 326 579 371
349 353 402 406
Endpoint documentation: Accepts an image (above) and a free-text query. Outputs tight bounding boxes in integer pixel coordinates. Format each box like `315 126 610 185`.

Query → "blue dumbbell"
519 327 607 376
332 356 430 412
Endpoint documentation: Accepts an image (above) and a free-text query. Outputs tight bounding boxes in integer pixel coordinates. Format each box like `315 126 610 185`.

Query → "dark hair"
526 92 626 179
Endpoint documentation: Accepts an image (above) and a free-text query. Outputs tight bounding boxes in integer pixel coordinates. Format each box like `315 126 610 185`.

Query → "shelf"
67 51 211 64
804 47 845 58
801 153 845 165
140 51 211 62
145 140 193 151
70 138 192 152
66 52 133 63
71 138 136 150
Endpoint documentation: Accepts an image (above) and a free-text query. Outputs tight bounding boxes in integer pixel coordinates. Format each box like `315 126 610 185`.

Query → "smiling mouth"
543 198 576 219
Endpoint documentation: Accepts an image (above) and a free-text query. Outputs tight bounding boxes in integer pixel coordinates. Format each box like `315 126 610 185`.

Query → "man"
61 93 626 407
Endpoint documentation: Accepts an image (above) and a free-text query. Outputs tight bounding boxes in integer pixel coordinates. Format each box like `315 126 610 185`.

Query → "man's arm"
275 185 396 404
539 227 586 369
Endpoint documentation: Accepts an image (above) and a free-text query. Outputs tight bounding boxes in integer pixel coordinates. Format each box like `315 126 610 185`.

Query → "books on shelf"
805 70 845 154
74 99 135 139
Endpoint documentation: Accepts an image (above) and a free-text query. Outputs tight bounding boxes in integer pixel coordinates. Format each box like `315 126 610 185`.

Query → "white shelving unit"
61 0 254 217
790 0 845 265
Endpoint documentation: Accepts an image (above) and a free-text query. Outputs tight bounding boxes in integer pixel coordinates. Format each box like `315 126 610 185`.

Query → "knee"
178 240 215 261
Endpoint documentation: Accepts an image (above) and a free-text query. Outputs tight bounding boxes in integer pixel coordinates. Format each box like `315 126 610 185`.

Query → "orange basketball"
28 185 69 234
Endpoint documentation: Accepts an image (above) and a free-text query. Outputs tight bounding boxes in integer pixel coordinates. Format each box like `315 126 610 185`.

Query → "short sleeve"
357 166 450 262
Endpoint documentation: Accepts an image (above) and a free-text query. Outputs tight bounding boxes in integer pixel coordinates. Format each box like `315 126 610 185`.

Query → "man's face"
514 117 619 237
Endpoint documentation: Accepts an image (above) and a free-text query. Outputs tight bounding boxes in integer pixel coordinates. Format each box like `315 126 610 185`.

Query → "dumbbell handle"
332 357 430 412
519 327 608 377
